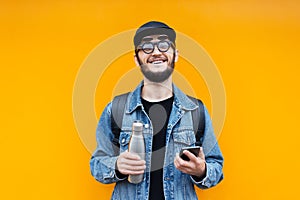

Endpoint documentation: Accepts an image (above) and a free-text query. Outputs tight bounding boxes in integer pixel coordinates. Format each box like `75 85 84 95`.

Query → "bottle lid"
132 120 143 131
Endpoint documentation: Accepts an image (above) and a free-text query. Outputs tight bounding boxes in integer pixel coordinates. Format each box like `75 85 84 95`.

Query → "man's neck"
141 78 173 102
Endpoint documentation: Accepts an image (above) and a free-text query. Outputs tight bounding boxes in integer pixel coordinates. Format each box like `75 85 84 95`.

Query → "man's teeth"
152 60 164 64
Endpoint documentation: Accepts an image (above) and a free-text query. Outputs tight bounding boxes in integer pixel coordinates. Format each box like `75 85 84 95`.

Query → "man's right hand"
116 151 146 175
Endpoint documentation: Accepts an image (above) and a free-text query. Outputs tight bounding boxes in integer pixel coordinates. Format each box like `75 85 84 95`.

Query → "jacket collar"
126 81 198 114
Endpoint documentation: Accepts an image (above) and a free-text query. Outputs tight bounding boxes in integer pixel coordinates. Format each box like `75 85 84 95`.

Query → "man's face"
135 34 178 83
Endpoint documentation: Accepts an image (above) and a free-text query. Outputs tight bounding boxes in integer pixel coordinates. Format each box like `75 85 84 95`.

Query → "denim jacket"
90 82 224 200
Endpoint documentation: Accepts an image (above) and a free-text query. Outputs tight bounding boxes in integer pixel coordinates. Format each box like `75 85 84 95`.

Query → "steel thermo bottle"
128 120 145 184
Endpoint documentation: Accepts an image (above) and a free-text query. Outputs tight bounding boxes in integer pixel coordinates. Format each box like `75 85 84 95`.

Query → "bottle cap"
132 120 143 131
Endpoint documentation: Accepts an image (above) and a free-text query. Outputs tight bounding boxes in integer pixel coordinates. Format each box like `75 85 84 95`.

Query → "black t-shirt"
142 96 174 200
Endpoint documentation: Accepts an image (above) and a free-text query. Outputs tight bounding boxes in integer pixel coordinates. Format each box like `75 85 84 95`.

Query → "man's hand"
174 147 206 177
116 151 146 175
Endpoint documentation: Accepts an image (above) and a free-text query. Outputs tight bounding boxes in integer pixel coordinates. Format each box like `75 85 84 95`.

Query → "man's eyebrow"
157 35 169 40
141 37 153 42
141 35 169 42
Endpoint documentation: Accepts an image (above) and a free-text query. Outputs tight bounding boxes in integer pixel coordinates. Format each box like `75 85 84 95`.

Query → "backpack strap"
111 92 130 152
188 96 205 147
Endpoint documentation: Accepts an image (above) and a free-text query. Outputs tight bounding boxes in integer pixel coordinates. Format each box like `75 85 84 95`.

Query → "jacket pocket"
172 129 196 153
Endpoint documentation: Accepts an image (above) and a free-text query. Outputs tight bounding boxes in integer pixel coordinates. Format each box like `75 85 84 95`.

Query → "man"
90 21 224 200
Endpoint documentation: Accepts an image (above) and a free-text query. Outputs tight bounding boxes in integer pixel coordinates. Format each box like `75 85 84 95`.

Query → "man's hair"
133 21 176 48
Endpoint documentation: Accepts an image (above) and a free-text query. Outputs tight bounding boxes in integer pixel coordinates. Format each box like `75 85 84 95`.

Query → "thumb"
198 147 205 160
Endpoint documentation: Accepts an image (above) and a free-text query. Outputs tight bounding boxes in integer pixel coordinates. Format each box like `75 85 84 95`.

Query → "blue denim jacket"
90 82 224 200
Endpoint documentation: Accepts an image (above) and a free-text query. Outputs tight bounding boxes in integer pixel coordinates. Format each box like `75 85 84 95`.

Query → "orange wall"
1 0 300 199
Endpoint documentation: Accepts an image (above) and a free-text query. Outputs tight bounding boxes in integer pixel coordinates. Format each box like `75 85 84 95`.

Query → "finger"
174 153 182 162
174 154 182 168
124 152 144 161
119 157 146 166
198 147 205 160
183 150 198 162
126 170 145 175
174 158 179 168
122 163 146 171
119 167 145 175
118 162 146 175
126 159 146 166
174 158 183 171
175 152 190 168
174 159 189 174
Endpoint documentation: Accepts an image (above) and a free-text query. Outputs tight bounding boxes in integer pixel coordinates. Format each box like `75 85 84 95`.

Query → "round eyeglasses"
137 40 174 54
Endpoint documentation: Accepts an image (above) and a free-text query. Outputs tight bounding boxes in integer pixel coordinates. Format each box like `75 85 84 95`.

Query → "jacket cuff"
190 163 212 188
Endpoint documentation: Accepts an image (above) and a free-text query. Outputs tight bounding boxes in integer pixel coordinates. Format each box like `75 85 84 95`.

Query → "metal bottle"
128 120 145 184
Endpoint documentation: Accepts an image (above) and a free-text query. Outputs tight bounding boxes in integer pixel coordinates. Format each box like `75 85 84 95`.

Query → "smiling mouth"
148 58 167 64
151 60 164 64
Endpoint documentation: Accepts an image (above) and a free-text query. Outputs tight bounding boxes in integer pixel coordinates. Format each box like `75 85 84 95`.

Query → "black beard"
138 54 175 83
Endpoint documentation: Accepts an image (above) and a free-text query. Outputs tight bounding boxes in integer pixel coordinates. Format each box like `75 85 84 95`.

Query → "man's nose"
152 45 162 55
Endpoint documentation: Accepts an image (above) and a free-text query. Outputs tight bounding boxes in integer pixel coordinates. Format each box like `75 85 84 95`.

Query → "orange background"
1 0 300 199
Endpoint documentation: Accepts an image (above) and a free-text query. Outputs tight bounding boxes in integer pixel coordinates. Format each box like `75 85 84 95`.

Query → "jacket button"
121 138 126 144
144 124 149 129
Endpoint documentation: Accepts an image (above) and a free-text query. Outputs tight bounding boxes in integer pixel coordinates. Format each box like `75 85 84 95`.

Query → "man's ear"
174 49 179 62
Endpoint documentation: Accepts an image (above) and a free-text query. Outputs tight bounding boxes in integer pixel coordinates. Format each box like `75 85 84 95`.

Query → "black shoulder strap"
188 96 205 147
111 92 130 151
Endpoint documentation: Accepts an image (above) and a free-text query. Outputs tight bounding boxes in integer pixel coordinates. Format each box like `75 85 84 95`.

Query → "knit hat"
133 21 176 48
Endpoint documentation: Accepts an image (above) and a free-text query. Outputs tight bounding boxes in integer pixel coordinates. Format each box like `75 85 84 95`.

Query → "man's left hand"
174 147 206 177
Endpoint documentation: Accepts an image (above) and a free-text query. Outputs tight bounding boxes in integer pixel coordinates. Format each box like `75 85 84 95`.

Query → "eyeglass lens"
142 41 170 54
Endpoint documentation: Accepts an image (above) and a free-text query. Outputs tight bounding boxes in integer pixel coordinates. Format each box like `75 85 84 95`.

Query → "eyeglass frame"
136 40 175 54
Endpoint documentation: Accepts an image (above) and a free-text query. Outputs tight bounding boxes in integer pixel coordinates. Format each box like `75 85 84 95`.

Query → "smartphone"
179 146 200 161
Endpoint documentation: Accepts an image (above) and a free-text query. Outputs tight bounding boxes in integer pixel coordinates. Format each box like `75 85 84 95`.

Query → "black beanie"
133 21 176 48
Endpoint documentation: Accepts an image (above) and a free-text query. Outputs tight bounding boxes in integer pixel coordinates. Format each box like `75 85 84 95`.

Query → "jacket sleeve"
90 103 125 184
191 106 224 189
